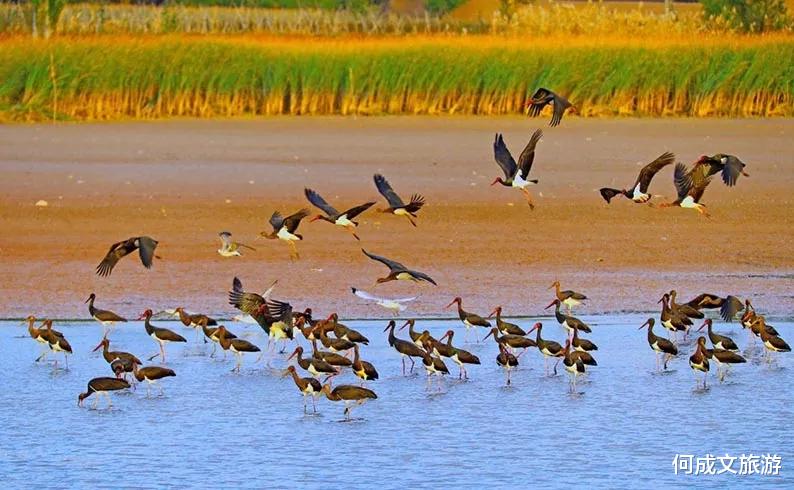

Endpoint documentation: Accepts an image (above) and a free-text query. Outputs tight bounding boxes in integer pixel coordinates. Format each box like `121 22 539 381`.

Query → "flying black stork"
138 309 187 363
265 298 297 355
304 188 375 241
549 280 588 313
659 162 715 217
491 129 542 209
599 152 675 204
85 293 127 333
286 365 322 414
527 88 576 127
373 174 425 227
320 383 377 421
95 236 160 277
228 276 279 348
683 293 745 322
694 154 749 187
78 377 131 409
446 297 491 342
259 209 310 260
638 318 678 371
362 249 437 285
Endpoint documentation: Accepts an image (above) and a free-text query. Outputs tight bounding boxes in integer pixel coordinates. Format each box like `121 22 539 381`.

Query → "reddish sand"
1 117 792 320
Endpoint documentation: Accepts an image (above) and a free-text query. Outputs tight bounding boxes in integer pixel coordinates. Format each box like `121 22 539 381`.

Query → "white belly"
277 227 299 241
680 196 697 208
563 298 580 308
661 319 675 331
218 248 240 257
394 209 409 216
395 272 414 281
335 216 355 227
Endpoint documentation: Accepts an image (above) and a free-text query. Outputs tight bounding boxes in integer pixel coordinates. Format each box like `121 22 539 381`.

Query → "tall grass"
0 2 729 36
1 36 792 121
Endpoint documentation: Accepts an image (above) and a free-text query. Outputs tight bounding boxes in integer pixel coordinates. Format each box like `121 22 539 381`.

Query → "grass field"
1 35 792 121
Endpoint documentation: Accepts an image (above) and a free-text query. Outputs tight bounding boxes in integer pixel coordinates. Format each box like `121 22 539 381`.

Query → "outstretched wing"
410 270 437 286
550 94 571 127
228 276 266 315
493 133 517 179
404 194 425 214
304 188 339 217
269 211 285 232
284 209 310 233
352 287 383 302
266 299 293 319
137 236 158 268
361 248 406 273
720 295 745 322
517 129 543 179
373 174 405 208
342 201 376 220
636 152 675 193
96 240 134 277
219 232 233 247
721 155 746 187
528 88 552 117
674 163 693 202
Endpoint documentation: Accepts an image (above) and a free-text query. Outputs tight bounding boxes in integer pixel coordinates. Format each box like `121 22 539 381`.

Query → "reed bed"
0 36 792 121
0 2 722 36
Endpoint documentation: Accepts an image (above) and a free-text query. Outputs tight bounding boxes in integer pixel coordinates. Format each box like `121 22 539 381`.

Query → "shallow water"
1 315 791 488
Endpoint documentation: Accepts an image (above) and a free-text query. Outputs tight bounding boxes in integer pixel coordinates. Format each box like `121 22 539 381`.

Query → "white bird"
351 287 418 315
218 231 256 257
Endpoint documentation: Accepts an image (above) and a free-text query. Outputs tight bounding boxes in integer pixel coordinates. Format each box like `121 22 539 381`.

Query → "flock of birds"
20 87 777 420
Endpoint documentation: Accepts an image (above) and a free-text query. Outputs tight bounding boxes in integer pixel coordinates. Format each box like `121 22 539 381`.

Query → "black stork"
638 318 678 371
131 363 176 397
697 319 738 351
527 322 563 375
446 297 491 342
599 152 675 204
95 236 160 277
304 188 375 241
690 337 710 389
320 383 377 421
384 320 427 375
694 154 749 187
78 377 131 409
138 309 187 363
362 249 437 285
487 306 526 336
549 280 588 313
286 365 322 414
85 293 127 333
545 299 593 338
491 129 542 209
496 343 519 386
373 174 425 227
659 162 715 217
527 88 576 127
436 330 481 379
259 209 310 260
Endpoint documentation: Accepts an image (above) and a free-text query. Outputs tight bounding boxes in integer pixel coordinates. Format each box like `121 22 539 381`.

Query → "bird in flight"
492 129 543 209
361 249 437 286
304 188 375 241
694 154 749 187
659 162 715 217
527 88 576 127
260 209 310 260
599 152 675 204
95 236 160 277
217 232 256 257
373 174 425 227
351 287 418 315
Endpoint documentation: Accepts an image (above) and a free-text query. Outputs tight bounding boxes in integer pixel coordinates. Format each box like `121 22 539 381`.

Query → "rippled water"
1 315 791 488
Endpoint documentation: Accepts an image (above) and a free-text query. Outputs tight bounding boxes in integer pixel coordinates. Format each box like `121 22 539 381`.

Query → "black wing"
720 295 745 322
228 277 266 315
685 293 723 309
96 239 132 277
283 209 310 233
403 194 425 214
137 236 158 268
550 94 571 128
361 248 406 273
674 163 693 202
304 188 339 217
517 129 543 179
636 152 675 193
266 299 293 320
373 174 405 209
342 201 376 220
527 88 552 117
493 133 517 179
721 155 746 187
409 269 437 286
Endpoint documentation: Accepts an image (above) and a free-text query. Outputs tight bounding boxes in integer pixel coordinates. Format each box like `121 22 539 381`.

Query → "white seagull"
351 287 418 315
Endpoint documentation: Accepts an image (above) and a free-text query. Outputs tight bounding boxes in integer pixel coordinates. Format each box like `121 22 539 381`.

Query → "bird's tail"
528 179 539 184
599 188 622 204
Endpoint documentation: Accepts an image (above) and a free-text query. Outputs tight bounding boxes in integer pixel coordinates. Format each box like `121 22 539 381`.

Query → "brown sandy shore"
1 117 792 321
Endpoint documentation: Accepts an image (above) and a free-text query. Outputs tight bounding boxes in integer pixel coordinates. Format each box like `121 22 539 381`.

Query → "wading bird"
638 318 678 371
85 293 127 333
95 236 159 277
78 377 131 409
446 297 491 342
549 280 588 313
304 188 375 241
496 343 519 386
599 152 675 204
351 344 379 384
483 327 536 358
174 307 217 342
351 287 418 315
260 209 310 260
527 88 576 127
288 346 338 378
689 337 710 389
286 365 322 414
132 362 176 397
697 319 738 351
546 299 593 337
41 320 72 370
93 336 143 379
435 330 481 379
491 130 542 209
215 325 261 373
138 309 187 363
487 306 526 336
560 339 586 393
528 322 563 376
217 231 255 257
669 290 705 320
320 383 377 421
373 174 425 227
362 249 437 285
702 344 745 383
384 320 427 375
25 316 63 362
